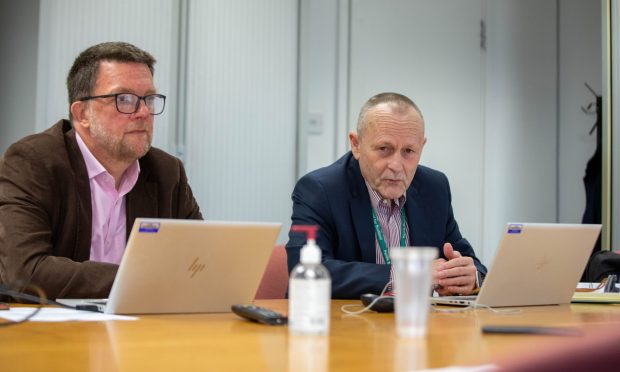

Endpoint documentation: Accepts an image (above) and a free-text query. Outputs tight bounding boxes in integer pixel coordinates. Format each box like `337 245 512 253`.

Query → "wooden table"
2 300 620 371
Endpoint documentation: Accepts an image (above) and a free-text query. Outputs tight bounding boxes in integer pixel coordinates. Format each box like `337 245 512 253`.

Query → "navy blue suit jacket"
286 152 487 299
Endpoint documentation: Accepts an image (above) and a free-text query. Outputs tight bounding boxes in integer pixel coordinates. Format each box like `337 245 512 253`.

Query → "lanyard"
371 207 407 265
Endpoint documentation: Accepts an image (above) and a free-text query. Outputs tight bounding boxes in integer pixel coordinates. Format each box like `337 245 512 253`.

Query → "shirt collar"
364 180 407 210
75 131 141 191
76 131 107 179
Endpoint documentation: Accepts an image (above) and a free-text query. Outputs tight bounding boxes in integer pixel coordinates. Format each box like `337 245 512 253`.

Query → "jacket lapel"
351 197 375 262
125 163 158 239
405 176 431 246
63 121 92 261
347 156 376 263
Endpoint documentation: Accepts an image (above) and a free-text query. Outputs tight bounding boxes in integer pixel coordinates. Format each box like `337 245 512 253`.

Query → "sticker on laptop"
139 222 161 233
507 224 523 234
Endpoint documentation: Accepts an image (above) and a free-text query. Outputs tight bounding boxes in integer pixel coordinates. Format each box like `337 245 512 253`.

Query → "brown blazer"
0 120 202 299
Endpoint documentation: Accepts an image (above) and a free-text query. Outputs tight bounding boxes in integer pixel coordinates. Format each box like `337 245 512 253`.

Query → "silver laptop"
59 218 281 314
432 223 601 307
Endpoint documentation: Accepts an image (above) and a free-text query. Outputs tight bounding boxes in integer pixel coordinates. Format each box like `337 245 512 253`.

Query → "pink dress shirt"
76 133 140 264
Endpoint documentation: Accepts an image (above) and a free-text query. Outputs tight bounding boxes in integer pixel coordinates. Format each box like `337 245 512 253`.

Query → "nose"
387 157 405 177
387 154 404 173
132 98 151 119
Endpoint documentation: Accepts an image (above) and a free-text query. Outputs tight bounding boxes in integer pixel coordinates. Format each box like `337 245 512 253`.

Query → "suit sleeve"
286 175 390 299
0 141 117 300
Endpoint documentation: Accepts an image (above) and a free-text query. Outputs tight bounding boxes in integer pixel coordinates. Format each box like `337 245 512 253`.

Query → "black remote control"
231 304 288 325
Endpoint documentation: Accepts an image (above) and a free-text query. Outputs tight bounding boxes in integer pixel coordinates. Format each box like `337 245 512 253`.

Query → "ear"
349 131 361 159
70 101 90 129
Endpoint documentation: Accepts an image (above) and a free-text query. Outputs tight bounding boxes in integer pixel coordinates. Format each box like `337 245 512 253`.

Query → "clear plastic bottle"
288 225 331 335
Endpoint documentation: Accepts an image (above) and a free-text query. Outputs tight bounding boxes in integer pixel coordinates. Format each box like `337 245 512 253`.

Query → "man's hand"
432 243 477 296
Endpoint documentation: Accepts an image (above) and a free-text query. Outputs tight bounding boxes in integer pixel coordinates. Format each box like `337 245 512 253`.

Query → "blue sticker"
507 224 523 234
139 222 160 233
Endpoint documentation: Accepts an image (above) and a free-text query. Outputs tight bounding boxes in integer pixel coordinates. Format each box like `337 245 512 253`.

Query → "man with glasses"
0 42 202 299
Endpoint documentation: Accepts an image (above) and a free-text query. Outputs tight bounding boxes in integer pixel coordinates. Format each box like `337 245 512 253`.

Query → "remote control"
231 304 288 325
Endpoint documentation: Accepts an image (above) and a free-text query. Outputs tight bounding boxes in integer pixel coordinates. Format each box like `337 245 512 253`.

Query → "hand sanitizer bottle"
288 225 331 335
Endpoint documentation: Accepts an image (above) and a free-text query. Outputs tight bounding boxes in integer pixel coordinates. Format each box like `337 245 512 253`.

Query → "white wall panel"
0 0 39 154
35 0 179 152
483 0 558 263
297 0 340 175
185 0 297 233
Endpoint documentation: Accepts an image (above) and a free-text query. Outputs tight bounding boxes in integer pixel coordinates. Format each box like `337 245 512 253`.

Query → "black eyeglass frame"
78 93 166 115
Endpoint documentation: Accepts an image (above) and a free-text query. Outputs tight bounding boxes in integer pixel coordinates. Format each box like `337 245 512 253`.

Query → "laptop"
431 223 601 307
58 218 281 314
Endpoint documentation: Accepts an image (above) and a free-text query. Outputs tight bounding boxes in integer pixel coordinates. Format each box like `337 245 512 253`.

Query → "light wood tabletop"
1 300 620 371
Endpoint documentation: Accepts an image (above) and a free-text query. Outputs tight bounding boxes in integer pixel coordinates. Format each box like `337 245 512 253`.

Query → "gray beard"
90 121 152 162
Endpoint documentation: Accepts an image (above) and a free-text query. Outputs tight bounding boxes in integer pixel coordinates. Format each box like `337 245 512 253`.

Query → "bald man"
286 92 486 299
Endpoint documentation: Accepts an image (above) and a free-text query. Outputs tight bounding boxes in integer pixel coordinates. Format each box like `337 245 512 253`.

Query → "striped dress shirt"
365 181 410 292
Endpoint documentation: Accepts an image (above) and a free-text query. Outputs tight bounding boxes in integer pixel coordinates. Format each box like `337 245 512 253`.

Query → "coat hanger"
581 82 599 115
580 82 601 136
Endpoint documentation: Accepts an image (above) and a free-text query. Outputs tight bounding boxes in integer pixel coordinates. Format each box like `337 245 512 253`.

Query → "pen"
482 325 582 336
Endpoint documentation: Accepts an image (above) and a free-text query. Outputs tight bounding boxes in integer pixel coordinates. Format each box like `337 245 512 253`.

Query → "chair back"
254 245 288 299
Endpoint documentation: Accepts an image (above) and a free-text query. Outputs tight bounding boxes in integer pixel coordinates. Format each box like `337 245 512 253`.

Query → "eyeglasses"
78 93 166 115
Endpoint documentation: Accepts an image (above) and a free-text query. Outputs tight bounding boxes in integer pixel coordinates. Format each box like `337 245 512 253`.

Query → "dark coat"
286 152 486 299
0 120 202 299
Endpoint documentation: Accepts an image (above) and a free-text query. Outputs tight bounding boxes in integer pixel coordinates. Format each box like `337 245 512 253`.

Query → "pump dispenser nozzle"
291 225 321 264
291 225 318 241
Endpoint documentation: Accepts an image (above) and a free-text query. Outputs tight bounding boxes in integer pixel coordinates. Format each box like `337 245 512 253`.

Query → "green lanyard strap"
371 207 407 265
